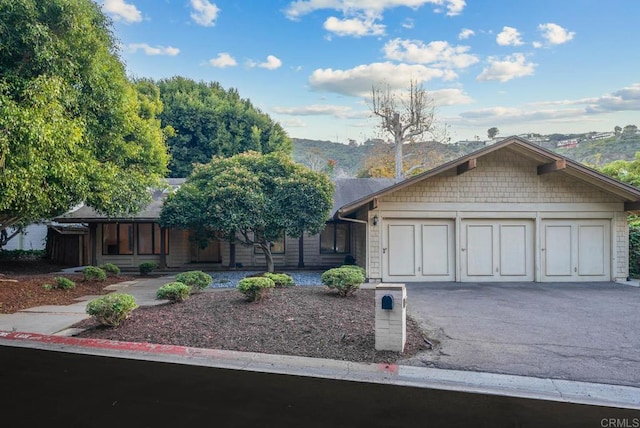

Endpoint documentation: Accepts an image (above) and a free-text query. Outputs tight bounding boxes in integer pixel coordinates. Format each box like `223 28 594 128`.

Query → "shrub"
264 272 294 287
175 270 213 293
99 263 121 276
237 277 275 302
86 293 138 327
139 262 158 275
630 224 640 278
84 266 106 282
53 276 76 289
321 266 365 297
0 249 45 260
156 282 191 303
343 254 356 265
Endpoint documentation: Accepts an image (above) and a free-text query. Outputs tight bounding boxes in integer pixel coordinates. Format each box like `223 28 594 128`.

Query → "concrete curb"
1 330 638 411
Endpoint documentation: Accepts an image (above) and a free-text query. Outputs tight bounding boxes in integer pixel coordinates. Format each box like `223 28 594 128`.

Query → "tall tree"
487 127 500 139
159 151 334 272
0 0 169 247
600 152 640 187
157 77 291 177
370 80 442 179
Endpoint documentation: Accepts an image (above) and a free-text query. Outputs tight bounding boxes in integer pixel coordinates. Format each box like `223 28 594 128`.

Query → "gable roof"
335 136 640 217
330 178 398 217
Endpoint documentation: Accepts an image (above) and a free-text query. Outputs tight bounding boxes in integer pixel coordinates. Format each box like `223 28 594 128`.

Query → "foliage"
139 262 158 275
599 152 640 187
156 281 191 303
237 277 275 302
160 151 334 272
175 270 213 293
156 77 291 178
0 0 169 238
487 127 499 139
264 272 295 287
99 263 121 276
343 254 356 265
321 266 365 297
86 293 138 327
629 225 640 278
83 266 106 282
53 276 75 290
0 249 45 260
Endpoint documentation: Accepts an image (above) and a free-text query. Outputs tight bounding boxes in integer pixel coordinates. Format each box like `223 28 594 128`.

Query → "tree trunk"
260 242 275 273
393 113 404 180
298 235 304 268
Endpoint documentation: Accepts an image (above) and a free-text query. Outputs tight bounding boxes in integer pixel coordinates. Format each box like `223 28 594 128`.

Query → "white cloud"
190 0 220 27
209 52 237 68
430 88 474 106
383 38 478 69
458 28 475 40
309 62 459 98
249 55 283 70
496 26 523 46
284 0 466 21
324 16 385 37
476 53 536 82
532 41 543 49
273 104 362 118
126 43 180 56
102 0 142 23
402 18 415 29
538 23 575 45
583 83 640 113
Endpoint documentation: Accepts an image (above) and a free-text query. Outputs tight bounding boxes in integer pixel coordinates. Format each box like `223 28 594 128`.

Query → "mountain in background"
292 133 640 177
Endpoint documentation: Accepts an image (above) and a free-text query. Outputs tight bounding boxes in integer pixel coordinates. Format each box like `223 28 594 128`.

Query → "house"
53 178 395 271
55 136 640 282
334 136 640 283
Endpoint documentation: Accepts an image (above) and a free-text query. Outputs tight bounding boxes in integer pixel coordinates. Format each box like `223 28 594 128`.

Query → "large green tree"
159 151 334 272
157 77 291 177
0 0 169 247
600 152 640 187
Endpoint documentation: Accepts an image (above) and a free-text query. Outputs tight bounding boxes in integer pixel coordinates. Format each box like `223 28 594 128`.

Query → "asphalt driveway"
400 282 640 387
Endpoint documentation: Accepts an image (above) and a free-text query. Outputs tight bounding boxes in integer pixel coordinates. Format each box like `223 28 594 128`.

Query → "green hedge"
86 293 138 327
321 266 364 297
175 271 212 293
237 277 275 302
156 282 191 303
630 224 640 278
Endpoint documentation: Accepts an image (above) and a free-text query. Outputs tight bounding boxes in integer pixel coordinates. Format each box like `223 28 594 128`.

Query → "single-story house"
55 136 640 282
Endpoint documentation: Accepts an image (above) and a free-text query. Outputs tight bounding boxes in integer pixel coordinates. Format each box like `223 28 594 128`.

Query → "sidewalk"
0 275 175 336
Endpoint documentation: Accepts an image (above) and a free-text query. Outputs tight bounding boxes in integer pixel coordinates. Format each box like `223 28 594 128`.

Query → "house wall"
3 224 48 251
367 148 629 282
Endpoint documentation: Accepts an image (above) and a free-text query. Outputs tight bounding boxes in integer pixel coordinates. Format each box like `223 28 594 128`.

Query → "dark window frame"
102 223 134 255
320 222 351 254
137 223 169 255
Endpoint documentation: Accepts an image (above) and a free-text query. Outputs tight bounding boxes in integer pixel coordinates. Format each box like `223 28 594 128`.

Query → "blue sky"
100 0 640 143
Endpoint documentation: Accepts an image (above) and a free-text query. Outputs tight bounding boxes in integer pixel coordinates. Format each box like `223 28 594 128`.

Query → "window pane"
335 223 349 253
138 223 153 255
118 224 133 255
154 224 169 255
102 224 118 255
271 237 285 254
320 225 334 253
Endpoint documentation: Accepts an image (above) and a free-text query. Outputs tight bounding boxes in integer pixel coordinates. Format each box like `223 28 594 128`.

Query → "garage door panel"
500 225 528 276
388 224 415 276
544 225 572 276
421 224 451 276
466 225 494 276
578 225 605 276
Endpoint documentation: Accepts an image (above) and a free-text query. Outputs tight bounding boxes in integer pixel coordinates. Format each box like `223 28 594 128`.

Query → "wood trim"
537 159 567 175
624 201 640 211
456 158 477 175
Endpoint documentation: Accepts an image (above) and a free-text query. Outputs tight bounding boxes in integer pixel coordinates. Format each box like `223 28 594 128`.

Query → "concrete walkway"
0 275 175 336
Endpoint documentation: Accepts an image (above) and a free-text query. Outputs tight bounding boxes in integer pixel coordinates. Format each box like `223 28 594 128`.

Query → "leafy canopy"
159 151 334 271
0 0 169 235
157 77 291 178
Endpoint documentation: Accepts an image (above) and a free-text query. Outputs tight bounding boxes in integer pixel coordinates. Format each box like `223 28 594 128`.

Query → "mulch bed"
75 286 431 364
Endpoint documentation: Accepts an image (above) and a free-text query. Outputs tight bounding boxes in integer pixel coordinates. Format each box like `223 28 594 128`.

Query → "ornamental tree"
159 152 334 272
0 0 169 247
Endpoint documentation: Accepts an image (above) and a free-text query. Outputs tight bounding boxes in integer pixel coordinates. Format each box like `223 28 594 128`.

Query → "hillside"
292 134 640 177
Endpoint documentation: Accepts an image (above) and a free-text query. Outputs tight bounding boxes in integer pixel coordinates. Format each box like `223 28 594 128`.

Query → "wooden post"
298 235 305 268
159 226 167 269
89 223 97 266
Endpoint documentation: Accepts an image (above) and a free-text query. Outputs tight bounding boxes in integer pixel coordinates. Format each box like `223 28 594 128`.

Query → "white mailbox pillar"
375 284 406 352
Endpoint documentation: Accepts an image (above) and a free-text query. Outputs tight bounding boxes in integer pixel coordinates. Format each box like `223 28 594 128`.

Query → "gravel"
208 271 324 288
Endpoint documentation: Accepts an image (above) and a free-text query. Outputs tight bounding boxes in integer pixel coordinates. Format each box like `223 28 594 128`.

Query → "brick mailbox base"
374 284 406 352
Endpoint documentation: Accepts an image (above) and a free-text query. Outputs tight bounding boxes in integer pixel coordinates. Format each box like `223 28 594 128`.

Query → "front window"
138 223 169 255
102 223 133 255
320 222 350 254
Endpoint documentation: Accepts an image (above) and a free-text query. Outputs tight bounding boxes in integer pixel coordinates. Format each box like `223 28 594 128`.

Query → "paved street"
401 282 640 387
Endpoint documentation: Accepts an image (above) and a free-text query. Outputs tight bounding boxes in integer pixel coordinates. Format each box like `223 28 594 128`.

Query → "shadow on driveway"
400 282 640 387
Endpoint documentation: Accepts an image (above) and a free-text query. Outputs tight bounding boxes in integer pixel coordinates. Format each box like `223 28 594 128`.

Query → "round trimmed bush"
83 266 107 282
237 277 275 302
264 272 294 287
99 263 121 276
86 293 138 327
53 276 75 290
156 282 191 303
321 266 365 297
139 262 158 275
175 270 213 293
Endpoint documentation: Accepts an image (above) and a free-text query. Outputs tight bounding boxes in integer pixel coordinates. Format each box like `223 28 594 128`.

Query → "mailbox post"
375 284 406 352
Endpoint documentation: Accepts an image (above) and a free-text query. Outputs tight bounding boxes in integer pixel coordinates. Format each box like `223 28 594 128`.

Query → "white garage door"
461 220 534 282
384 220 455 282
541 220 611 281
